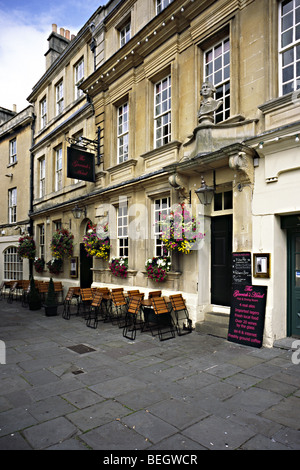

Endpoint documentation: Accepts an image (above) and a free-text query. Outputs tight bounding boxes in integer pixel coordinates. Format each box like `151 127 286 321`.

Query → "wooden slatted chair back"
80 288 94 302
169 294 186 312
148 290 162 298
65 287 74 301
127 296 142 315
151 297 170 315
54 282 63 292
39 283 49 294
91 292 103 308
127 290 140 298
111 290 126 306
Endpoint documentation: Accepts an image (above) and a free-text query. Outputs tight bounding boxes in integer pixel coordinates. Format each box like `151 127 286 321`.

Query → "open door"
211 215 232 306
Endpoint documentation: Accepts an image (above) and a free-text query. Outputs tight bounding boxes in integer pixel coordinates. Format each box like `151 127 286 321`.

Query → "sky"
0 0 106 111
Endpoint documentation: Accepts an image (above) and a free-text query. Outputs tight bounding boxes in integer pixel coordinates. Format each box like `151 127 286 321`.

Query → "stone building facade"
1 0 300 347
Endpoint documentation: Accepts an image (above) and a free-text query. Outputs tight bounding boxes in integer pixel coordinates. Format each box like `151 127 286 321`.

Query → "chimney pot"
65 29 70 40
60 27 65 36
71 34 75 40
52 23 57 33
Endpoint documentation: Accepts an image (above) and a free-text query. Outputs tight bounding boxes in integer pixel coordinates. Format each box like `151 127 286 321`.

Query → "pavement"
0 298 299 452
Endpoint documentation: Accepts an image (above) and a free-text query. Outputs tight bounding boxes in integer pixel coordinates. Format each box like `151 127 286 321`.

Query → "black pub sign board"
229 253 267 348
67 147 95 183
228 284 267 348
232 252 252 285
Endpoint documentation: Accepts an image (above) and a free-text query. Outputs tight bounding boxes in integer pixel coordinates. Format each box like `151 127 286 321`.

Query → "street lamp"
195 177 215 206
72 205 87 219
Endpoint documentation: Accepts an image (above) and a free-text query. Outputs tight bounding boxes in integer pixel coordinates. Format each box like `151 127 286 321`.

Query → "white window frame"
9 138 17 165
279 0 300 95
154 75 171 148
75 59 84 99
204 37 230 123
56 80 64 115
41 98 47 128
120 22 131 47
55 147 62 191
117 205 128 258
8 188 17 224
156 0 174 14
117 102 129 163
154 196 170 257
39 157 45 197
4 247 23 280
39 224 45 259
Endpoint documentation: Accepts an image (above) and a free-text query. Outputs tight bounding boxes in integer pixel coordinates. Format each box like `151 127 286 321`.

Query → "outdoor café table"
141 296 171 332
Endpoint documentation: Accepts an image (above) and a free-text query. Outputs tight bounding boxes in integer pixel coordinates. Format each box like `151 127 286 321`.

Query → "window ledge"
107 159 137 174
7 161 18 168
258 93 297 114
140 140 182 160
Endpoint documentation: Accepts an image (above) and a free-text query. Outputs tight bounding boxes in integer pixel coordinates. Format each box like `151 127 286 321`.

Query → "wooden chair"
80 288 94 316
22 283 31 307
86 291 103 329
150 297 176 341
0 281 5 300
62 288 74 320
169 294 192 335
110 290 127 326
38 283 49 302
148 290 162 298
54 282 64 303
123 296 143 340
7 281 18 303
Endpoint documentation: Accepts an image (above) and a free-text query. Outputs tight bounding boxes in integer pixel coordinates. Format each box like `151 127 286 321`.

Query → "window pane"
283 64 294 81
282 11 293 31
214 193 222 211
283 48 294 65
282 0 293 15
282 29 293 47
283 81 294 93
224 191 233 210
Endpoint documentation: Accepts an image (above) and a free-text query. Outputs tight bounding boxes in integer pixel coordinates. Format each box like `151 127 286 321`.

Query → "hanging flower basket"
83 222 110 260
17 235 36 259
50 228 74 259
145 256 171 282
47 258 63 275
109 257 128 279
161 203 204 254
34 257 45 273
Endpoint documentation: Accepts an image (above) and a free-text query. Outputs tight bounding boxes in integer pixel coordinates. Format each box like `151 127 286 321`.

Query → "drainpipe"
29 112 36 278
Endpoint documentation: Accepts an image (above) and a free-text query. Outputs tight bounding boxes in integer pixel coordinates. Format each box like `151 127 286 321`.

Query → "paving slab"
22 416 77 449
0 302 299 450
182 414 256 450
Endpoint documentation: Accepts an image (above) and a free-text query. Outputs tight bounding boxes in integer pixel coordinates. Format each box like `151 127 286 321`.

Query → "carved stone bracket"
229 151 254 188
168 174 189 202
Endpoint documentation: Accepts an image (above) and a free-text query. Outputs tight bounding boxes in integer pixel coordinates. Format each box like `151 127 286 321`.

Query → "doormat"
67 344 96 354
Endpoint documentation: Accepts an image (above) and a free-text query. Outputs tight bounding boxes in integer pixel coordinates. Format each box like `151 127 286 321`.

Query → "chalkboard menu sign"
67 147 95 183
228 285 267 348
232 252 252 285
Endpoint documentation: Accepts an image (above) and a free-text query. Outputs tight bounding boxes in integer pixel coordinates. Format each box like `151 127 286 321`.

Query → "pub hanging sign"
67 147 95 183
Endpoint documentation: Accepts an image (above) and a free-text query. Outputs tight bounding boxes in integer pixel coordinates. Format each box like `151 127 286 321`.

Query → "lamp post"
195 177 215 206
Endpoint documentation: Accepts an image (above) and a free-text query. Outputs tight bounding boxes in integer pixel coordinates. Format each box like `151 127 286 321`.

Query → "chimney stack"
45 24 71 70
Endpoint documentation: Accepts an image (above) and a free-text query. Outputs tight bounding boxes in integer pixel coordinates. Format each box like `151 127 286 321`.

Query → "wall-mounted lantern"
72 205 87 219
195 177 215 205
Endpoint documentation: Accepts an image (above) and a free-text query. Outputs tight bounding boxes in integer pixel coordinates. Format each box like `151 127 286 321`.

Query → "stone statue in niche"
197 81 223 124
